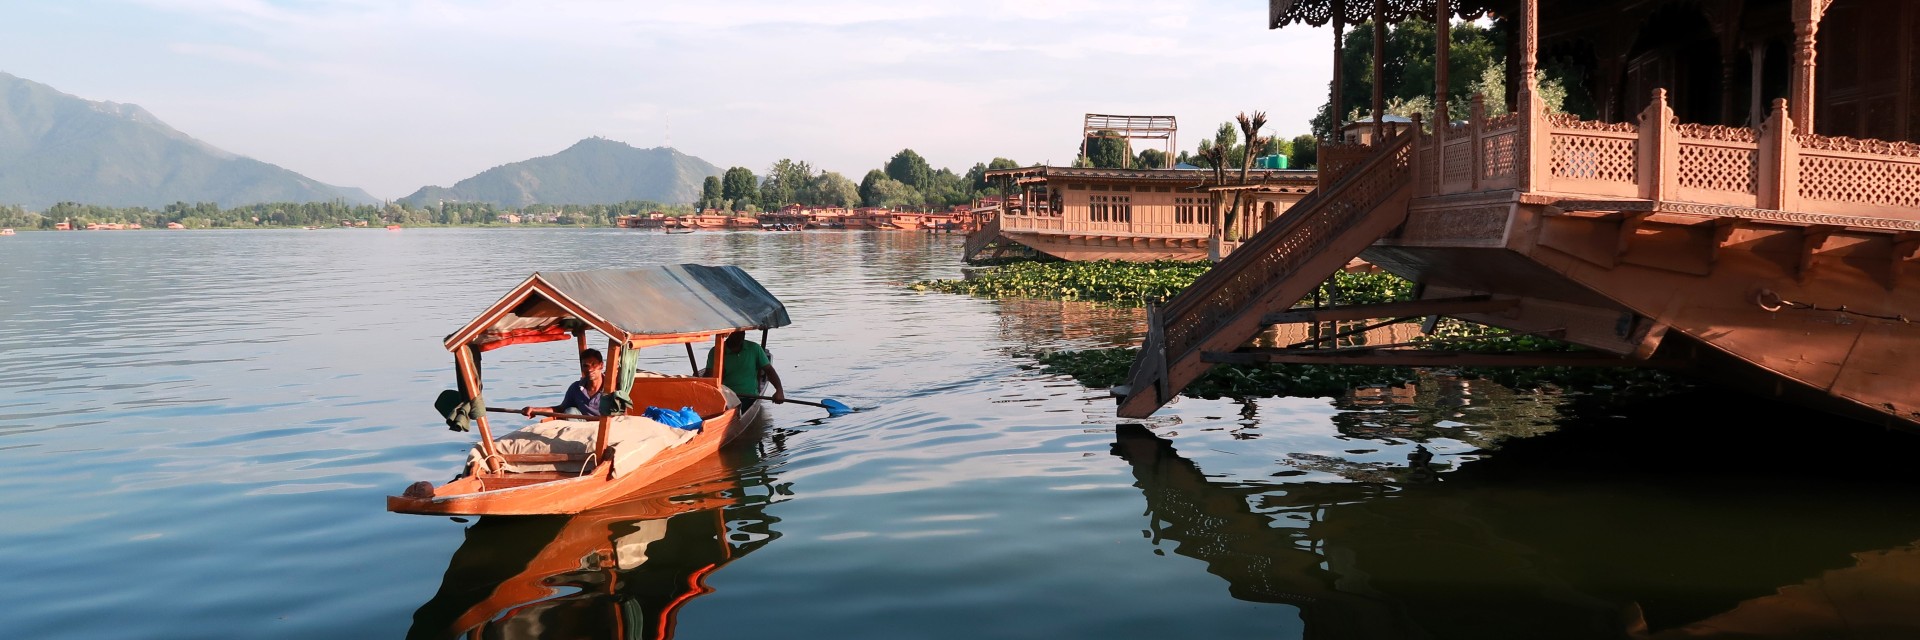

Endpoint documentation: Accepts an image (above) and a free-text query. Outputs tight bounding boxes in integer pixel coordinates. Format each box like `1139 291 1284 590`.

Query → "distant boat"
0 229 14 236
386 225 403 231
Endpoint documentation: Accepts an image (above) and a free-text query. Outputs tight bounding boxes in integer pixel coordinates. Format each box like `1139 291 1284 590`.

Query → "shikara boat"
387 265 790 516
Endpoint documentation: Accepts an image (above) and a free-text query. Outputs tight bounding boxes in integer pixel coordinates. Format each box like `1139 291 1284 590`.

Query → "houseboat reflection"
1111 391 1920 639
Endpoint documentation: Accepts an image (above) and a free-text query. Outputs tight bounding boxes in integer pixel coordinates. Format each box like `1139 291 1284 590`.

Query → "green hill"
0 72 377 209
400 137 720 207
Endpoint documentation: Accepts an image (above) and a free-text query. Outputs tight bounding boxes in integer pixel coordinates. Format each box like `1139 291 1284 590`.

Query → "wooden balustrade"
1411 89 1920 225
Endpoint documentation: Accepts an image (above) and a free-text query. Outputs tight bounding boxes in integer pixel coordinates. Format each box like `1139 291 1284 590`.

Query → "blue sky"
1 0 1335 199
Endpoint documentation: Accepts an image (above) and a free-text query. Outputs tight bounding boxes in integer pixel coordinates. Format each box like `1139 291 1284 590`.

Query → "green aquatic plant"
911 260 1211 305
913 259 1414 308
1033 348 1418 400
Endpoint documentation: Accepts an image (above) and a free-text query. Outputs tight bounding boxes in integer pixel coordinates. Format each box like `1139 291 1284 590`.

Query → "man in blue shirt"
520 349 605 417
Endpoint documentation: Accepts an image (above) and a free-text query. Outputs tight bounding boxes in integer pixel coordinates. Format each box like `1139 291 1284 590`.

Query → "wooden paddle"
485 407 600 421
740 394 853 416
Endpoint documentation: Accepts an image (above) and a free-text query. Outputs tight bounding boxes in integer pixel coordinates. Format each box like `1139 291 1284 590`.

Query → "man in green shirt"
707 330 785 406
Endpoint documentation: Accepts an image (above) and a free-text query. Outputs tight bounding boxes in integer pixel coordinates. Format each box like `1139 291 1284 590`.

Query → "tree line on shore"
697 149 1025 213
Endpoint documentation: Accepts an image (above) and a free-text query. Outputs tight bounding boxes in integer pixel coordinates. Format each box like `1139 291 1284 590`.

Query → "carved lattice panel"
1550 134 1638 183
1482 132 1517 180
1798 155 1920 208
1675 144 1757 194
1418 146 1438 191
1442 143 1471 185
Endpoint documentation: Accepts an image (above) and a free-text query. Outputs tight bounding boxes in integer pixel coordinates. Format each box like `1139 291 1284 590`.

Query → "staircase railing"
1119 133 1415 416
962 205 1002 261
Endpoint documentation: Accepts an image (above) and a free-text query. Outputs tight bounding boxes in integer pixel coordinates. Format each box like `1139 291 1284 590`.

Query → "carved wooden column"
1372 0 1387 140
1749 44 1766 128
1431 0 1450 189
1789 0 1828 134
1435 0 1451 126
1517 0 1541 192
1332 9 1346 135
1716 1 1745 126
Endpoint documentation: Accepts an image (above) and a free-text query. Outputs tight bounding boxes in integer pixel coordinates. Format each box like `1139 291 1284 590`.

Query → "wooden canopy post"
455 346 502 473
1371 0 1387 140
1332 6 1346 138
1789 0 1827 134
594 339 624 464
1434 0 1450 128
1517 0 1541 192
710 332 728 390
574 329 588 354
1750 44 1767 128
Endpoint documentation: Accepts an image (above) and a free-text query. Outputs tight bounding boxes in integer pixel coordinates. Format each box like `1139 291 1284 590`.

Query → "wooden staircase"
962 207 1002 262
1116 134 1416 418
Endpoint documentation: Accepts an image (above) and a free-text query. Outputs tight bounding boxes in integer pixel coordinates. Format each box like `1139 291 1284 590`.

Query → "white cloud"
8 0 1337 198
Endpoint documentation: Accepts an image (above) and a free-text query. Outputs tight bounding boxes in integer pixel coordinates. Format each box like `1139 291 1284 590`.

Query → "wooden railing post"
1410 112 1426 196
1519 88 1545 193
1432 109 1447 194
1638 88 1676 201
1758 98 1791 210
1469 93 1486 191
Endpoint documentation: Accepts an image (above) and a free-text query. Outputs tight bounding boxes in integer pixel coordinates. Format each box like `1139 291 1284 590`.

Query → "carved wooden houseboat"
1117 0 1920 431
968 166 1319 262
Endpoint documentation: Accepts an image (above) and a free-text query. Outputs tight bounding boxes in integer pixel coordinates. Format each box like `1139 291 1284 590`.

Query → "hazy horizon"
1 1 1334 200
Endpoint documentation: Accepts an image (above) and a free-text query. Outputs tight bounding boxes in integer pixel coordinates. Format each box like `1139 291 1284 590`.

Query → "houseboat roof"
985 165 1318 185
446 265 791 352
1267 0 1494 29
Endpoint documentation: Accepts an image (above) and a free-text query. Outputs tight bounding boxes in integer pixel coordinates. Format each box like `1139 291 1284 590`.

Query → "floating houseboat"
1116 0 1920 432
969 166 1318 262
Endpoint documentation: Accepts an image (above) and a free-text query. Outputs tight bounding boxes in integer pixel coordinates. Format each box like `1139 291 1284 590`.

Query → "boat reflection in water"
1113 391 1920 639
409 416 787 640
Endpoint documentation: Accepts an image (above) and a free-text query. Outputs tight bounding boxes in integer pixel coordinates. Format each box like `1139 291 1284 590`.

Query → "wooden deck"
1116 89 1920 431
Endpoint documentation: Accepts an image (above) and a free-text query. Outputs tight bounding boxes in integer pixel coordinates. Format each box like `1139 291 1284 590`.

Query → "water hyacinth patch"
911 260 1210 305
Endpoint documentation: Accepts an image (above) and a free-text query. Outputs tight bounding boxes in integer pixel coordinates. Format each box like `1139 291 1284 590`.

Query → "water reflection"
409 419 789 640
1113 392 1920 639
1327 377 1564 447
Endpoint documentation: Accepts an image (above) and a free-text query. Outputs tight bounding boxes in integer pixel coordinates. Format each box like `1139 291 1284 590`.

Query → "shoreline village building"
1112 0 1920 432
968 166 1320 262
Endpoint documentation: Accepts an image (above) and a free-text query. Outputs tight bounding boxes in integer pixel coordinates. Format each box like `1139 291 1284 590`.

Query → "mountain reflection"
1113 391 1920 639
409 419 788 640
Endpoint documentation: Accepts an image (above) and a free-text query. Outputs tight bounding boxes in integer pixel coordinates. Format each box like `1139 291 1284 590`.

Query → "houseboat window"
1175 197 1209 225
1090 184 1109 191
1091 195 1132 223
1068 183 1086 190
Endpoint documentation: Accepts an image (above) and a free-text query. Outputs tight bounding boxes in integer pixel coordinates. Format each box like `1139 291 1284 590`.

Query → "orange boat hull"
387 402 762 516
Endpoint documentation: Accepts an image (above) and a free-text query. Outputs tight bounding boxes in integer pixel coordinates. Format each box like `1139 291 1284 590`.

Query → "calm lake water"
5 228 1920 639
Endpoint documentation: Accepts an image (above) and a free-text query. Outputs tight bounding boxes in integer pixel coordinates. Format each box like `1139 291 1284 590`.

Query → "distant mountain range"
399 137 721 207
0 72 725 210
0 72 377 209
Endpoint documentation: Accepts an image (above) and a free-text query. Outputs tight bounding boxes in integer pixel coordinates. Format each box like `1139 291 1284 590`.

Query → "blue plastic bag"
642 405 704 430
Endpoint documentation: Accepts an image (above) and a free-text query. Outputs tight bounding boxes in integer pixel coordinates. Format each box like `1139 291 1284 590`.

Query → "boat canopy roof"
447 265 791 352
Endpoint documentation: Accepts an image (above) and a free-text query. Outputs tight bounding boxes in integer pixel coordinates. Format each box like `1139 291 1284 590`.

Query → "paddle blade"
820 398 853 416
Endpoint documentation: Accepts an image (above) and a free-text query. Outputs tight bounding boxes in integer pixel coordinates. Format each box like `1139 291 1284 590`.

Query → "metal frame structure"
1082 114 1178 169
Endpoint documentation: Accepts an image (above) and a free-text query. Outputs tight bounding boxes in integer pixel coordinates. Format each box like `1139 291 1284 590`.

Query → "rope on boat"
1755 289 1911 323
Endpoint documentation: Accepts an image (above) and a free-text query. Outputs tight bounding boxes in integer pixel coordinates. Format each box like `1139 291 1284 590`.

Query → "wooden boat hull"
387 401 763 516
